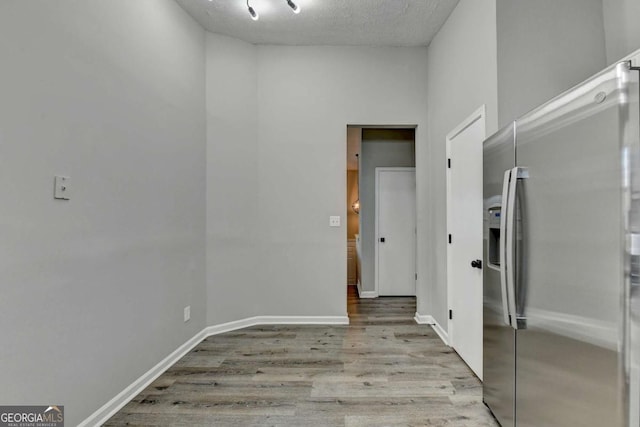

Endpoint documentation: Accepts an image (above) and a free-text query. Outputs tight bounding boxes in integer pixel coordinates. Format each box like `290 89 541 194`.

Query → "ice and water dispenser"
487 207 501 270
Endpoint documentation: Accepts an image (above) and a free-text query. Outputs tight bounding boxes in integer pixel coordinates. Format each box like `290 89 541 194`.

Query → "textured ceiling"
175 0 460 46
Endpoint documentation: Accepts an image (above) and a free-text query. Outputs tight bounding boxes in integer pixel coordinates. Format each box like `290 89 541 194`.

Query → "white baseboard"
80 315 349 426
414 312 449 346
413 313 433 325
203 317 260 335
78 329 208 427
204 316 349 335
252 316 349 325
356 281 378 298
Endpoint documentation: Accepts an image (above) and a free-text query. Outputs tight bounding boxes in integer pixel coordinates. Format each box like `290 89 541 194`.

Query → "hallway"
106 287 497 426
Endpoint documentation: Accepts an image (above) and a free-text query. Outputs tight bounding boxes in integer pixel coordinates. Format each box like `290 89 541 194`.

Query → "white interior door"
376 168 416 296
447 106 485 379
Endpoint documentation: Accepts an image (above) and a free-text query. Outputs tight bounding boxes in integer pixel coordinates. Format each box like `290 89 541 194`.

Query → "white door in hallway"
376 167 416 296
446 106 486 379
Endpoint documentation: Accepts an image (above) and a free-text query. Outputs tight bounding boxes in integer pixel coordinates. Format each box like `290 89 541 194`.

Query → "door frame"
445 105 486 347
374 167 417 297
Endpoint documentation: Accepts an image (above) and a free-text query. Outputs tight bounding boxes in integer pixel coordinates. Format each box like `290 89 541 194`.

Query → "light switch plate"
184 306 191 323
329 216 341 227
54 176 70 200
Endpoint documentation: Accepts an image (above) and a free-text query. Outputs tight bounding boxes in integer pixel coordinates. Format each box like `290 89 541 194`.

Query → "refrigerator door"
626 63 640 427
483 124 515 427
513 62 639 427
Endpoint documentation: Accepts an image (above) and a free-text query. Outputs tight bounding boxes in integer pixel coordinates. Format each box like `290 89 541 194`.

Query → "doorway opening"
345 126 417 315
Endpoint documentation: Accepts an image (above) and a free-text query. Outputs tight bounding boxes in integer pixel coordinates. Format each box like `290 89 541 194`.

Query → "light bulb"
287 0 300 14
352 199 360 214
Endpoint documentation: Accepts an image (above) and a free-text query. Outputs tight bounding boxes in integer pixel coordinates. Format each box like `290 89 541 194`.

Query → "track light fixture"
246 0 259 20
286 0 301 14
241 0 301 20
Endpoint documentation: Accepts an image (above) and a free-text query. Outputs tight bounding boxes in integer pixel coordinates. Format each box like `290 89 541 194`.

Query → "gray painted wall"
423 0 499 328
496 0 607 127
206 33 260 325
255 46 427 318
359 129 416 292
603 0 640 64
0 1 206 425
205 44 428 321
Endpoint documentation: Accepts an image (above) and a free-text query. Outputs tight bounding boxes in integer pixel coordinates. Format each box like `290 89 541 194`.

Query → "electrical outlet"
329 216 341 227
184 306 191 323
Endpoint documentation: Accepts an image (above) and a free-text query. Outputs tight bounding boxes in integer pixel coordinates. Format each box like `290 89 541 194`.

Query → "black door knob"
379 237 385 243
471 259 482 269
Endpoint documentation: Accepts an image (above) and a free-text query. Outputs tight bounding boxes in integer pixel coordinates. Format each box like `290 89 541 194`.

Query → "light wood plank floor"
105 286 498 426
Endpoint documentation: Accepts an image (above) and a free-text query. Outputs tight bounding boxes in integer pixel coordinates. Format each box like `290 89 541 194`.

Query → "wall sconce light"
352 152 360 214
352 199 360 215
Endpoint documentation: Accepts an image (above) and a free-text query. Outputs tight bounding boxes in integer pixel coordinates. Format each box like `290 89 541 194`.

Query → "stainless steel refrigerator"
483 55 640 427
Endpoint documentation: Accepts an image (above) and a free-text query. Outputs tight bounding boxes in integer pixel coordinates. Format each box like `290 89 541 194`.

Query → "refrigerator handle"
499 169 512 327
506 166 529 330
